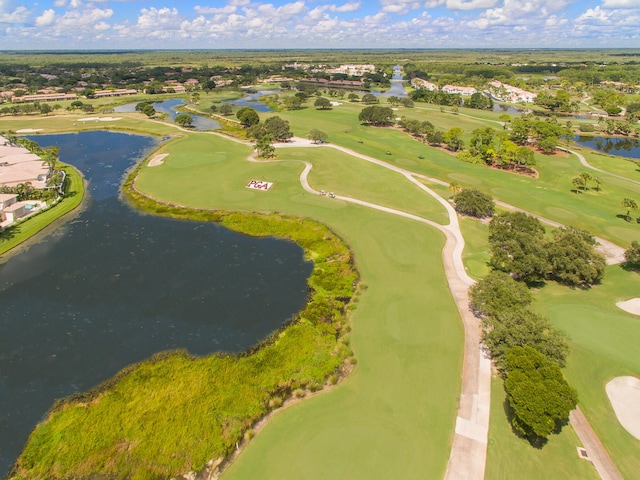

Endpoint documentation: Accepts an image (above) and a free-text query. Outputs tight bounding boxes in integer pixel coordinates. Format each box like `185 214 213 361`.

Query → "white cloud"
380 1 421 14
576 6 640 25
330 2 361 12
423 0 446 7
35 9 56 26
601 0 640 7
136 7 181 30
194 5 237 15
0 5 30 24
446 0 498 10
53 0 67 6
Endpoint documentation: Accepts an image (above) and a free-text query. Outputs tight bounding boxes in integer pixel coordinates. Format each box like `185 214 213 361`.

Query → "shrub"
578 123 595 132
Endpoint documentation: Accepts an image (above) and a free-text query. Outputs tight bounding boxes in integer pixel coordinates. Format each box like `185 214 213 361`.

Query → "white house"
487 81 537 103
442 85 477 96
411 78 438 91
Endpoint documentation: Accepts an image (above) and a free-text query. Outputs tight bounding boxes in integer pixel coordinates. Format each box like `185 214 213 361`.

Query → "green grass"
0 164 84 256
222 212 462 480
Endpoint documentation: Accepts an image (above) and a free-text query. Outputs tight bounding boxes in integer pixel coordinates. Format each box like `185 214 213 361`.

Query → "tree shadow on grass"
502 396 548 449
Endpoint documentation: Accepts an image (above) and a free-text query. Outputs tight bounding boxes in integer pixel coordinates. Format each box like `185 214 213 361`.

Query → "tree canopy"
503 346 578 439
489 212 549 284
236 107 260 127
469 270 532 318
358 106 395 126
452 188 495 218
174 114 193 128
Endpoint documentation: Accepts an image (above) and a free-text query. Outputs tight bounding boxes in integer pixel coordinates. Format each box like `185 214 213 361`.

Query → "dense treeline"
468 210 605 442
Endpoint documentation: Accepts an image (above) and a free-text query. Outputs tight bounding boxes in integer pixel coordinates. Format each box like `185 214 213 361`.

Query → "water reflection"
0 131 311 475
573 135 640 159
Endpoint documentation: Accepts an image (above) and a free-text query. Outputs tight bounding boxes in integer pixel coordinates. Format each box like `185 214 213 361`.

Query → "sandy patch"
606 376 640 440
616 298 640 316
330 101 341 106
148 153 169 167
16 128 44 133
78 116 122 122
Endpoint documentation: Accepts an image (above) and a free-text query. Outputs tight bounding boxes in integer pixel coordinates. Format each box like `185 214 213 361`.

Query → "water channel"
0 131 312 476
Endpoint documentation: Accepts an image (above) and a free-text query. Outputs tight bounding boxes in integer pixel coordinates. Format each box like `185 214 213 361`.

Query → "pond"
220 89 278 112
573 135 640 160
492 104 531 115
366 65 407 98
0 131 312 476
114 99 221 130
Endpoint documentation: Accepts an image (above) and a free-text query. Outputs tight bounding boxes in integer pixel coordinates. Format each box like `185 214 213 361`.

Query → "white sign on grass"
246 179 273 191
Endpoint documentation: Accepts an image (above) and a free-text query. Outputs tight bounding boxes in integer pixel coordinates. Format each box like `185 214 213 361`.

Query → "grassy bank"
11 190 359 479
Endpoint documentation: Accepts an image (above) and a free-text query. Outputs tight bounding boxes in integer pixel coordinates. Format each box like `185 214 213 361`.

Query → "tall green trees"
489 212 549 284
488 212 605 287
621 197 638 222
174 114 193 128
236 107 259 127
452 188 494 218
504 347 577 439
358 106 395 126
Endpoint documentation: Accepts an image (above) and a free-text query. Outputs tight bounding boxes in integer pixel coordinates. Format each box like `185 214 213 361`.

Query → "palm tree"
448 181 462 195
572 176 585 193
579 172 593 189
593 177 602 191
621 197 638 222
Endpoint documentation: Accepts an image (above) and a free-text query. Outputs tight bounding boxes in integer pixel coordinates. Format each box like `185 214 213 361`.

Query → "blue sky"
0 0 639 49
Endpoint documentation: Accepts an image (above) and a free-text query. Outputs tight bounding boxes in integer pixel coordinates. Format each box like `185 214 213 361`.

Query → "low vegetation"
10 179 360 479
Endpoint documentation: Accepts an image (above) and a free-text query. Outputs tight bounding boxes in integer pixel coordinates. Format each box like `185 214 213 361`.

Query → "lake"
0 131 312 476
573 135 640 160
114 99 222 130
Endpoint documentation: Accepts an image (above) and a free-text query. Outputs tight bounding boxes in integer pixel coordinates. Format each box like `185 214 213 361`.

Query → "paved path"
560 146 640 187
570 407 624 480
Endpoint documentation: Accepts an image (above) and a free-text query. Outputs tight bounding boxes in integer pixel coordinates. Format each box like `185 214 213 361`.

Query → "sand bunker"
16 128 44 133
148 153 169 167
616 298 640 316
78 117 122 122
606 376 640 440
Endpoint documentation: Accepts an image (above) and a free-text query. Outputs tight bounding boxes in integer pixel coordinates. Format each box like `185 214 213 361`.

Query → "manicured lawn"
222 210 462 480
